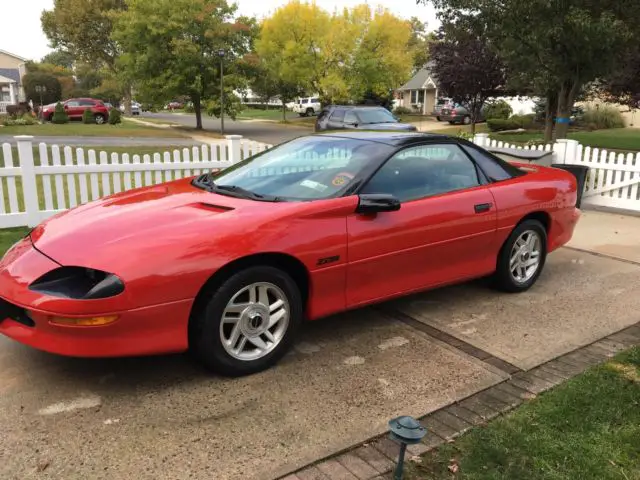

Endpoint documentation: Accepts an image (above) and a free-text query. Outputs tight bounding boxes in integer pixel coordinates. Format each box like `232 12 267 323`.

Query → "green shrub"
393 106 412 115
488 114 535 132
484 100 512 120
108 107 122 125
82 108 94 124
184 103 195 113
1 113 38 126
51 102 69 124
582 104 625 129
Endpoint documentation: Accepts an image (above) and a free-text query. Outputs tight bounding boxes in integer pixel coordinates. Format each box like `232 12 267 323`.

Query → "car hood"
357 122 417 131
29 179 295 271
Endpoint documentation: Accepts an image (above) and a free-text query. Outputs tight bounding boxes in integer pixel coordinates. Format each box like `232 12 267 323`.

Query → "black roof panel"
312 131 453 146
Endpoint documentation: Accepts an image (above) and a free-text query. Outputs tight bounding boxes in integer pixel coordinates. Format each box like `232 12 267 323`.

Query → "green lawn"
490 128 640 151
408 347 640 480
237 108 296 121
0 121 187 138
0 227 30 253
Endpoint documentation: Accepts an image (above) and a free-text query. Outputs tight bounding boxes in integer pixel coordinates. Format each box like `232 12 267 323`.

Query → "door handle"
474 203 492 213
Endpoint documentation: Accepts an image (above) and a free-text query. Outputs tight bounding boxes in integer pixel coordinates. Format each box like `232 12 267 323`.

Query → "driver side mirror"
355 193 401 214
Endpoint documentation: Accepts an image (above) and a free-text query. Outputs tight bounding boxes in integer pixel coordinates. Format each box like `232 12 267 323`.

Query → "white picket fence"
473 133 640 212
0 135 271 228
0 133 639 229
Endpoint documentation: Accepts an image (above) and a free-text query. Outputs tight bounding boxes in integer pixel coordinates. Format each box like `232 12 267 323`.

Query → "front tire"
94 114 106 124
493 220 547 293
191 266 303 376
306 108 314 116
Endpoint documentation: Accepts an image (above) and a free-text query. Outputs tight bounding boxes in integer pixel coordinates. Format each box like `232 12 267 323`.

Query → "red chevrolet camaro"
0 132 580 376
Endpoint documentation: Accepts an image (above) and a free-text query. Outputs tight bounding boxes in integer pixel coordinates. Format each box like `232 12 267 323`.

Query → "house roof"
0 68 20 83
0 74 16 83
0 49 27 62
398 61 438 91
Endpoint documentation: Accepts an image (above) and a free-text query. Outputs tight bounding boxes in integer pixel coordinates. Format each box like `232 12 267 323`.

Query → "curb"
278 322 640 480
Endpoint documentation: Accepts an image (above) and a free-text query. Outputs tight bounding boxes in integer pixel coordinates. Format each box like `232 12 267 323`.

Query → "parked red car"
41 98 110 124
0 132 580 376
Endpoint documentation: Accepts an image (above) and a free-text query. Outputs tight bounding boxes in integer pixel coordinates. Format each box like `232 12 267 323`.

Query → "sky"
0 0 438 62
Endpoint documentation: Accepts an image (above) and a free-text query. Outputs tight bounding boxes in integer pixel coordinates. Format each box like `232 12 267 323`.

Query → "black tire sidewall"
193 266 303 376
495 220 547 293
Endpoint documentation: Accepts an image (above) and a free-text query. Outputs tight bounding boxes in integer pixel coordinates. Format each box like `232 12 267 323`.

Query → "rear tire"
190 266 303 377
306 108 314 116
493 220 547 293
94 114 106 125
463 116 471 125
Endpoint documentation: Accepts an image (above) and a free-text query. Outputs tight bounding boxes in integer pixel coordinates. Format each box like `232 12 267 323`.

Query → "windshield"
355 108 397 124
204 136 392 201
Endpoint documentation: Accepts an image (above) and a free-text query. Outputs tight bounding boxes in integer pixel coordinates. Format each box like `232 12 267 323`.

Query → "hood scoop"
193 202 235 213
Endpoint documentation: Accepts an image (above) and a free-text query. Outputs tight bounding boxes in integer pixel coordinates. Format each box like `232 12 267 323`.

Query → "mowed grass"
237 108 296 121
0 227 30 253
407 347 640 480
493 128 640 151
0 145 200 213
0 121 187 138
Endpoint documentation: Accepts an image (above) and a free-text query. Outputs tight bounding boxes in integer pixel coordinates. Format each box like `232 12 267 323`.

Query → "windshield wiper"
192 175 281 202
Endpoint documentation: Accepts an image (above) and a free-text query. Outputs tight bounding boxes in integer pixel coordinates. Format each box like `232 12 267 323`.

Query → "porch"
0 75 18 113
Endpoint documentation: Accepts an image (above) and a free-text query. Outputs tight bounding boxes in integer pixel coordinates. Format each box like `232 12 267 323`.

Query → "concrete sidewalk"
568 209 640 264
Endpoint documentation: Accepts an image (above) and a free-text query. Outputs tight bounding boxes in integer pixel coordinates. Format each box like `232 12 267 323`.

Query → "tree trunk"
544 91 557 143
282 101 287 123
194 94 203 130
123 85 132 116
554 80 580 139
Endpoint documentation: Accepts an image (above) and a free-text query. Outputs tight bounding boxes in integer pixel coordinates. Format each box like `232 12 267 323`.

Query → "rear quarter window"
461 144 526 181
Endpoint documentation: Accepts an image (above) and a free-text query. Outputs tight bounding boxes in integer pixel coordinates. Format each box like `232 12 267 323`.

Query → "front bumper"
0 297 192 357
0 237 192 357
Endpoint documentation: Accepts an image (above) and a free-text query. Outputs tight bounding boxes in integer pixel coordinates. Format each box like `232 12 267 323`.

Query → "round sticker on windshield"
332 172 354 186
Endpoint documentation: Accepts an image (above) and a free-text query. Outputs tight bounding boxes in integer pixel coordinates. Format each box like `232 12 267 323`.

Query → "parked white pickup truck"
292 97 321 116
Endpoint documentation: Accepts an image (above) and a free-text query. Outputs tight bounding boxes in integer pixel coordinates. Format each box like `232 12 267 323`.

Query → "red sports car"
0 132 580 376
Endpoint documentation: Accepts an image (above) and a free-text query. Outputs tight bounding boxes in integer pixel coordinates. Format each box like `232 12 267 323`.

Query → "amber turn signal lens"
49 315 119 326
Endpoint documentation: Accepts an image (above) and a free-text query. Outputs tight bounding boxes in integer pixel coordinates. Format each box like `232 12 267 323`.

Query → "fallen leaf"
409 455 422 463
37 459 50 472
448 462 459 473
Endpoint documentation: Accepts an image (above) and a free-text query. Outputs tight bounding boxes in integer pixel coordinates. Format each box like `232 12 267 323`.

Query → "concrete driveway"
1 210 638 480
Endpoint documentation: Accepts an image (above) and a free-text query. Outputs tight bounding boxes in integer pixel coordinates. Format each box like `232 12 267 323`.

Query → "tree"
41 0 130 112
430 27 505 134
22 72 62 106
25 61 75 99
429 0 640 138
348 6 414 103
240 53 302 122
257 2 414 105
407 17 433 73
41 49 75 69
114 0 256 129
598 43 640 112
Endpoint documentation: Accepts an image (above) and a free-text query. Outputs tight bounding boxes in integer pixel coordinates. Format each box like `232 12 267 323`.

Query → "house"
396 62 537 117
395 64 438 115
0 49 28 113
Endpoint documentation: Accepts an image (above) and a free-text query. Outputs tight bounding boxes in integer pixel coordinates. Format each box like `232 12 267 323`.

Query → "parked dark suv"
315 105 417 132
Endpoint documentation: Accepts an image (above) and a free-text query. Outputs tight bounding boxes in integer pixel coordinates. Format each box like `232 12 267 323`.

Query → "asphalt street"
0 135 206 146
142 112 311 145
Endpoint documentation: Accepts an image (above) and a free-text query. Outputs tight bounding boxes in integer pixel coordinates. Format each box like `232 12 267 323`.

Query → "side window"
461 145 524 181
79 100 96 107
344 111 358 124
311 97 320 103
66 101 80 107
301 99 308 104
361 144 481 202
330 108 346 122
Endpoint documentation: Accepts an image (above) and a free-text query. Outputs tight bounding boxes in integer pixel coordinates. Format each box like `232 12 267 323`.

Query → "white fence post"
564 139 580 164
473 132 489 147
15 135 40 227
553 139 568 164
226 135 243 163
